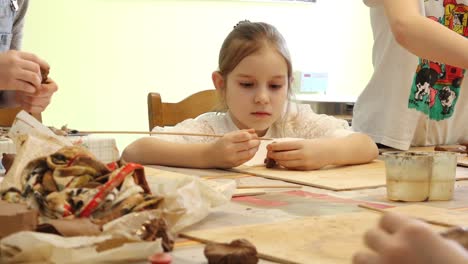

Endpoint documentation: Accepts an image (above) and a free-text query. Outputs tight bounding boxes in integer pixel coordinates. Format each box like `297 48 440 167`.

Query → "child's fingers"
11 79 36 93
275 159 303 169
37 81 58 96
267 149 300 161
18 58 41 76
267 140 302 151
234 140 259 152
237 147 258 161
229 130 258 143
18 51 49 71
363 227 392 253
379 212 423 234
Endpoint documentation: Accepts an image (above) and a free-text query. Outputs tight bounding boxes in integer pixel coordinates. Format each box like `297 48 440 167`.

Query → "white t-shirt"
353 0 468 150
151 103 353 143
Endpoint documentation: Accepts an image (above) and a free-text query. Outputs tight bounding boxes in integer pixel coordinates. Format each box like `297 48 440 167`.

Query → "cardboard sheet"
232 161 387 191
233 157 468 191
181 205 454 264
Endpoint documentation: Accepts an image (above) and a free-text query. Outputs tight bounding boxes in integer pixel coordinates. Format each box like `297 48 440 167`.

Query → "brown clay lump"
40 64 50 84
204 238 258 264
264 157 277 168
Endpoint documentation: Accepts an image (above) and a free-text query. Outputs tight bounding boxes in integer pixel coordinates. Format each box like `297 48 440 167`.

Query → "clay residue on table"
204 238 258 264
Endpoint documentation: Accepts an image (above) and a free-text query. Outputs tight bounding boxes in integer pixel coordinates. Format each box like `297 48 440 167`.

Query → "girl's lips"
251 112 271 117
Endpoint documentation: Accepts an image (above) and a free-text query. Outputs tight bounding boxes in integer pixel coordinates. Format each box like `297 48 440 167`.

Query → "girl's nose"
254 88 269 104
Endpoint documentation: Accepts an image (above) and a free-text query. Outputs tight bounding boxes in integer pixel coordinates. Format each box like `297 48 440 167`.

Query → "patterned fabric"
408 0 467 120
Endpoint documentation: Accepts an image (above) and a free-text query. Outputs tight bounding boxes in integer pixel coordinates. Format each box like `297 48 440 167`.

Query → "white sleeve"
151 118 216 144
287 104 354 139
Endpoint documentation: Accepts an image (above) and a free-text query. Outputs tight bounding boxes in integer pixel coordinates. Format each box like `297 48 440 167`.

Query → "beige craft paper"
0 231 162 264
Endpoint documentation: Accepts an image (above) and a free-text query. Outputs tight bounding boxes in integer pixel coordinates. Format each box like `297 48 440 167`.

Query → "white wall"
23 0 373 151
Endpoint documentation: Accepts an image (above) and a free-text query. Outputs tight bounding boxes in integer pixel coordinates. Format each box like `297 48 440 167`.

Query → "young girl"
122 21 378 170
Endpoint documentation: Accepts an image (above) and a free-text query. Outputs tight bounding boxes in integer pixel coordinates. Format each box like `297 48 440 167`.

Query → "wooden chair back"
147 90 218 130
0 107 42 127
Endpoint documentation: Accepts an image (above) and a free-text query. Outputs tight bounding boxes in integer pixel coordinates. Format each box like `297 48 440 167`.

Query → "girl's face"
215 46 289 137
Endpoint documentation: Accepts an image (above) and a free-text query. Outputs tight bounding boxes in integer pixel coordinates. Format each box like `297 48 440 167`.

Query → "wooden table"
146 160 468 264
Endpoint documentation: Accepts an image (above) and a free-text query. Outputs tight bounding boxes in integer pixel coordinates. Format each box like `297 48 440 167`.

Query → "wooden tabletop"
145 154 468 264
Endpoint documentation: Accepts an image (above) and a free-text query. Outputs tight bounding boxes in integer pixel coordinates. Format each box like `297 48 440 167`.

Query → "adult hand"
14 77 58 113
266 139 331 170
207 128 260 168
353 212 468 264
0 50 49 93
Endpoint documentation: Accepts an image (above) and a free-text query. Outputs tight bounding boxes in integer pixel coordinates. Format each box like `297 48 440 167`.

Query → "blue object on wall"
300 72 328 93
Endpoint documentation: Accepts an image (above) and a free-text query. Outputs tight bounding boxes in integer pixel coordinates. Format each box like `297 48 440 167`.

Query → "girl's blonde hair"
216 20 294 111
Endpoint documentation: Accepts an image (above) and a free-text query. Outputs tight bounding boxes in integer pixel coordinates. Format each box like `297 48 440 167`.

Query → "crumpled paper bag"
0 111 236 263
0 111 72 192
0 231 162 264
143 167 235 232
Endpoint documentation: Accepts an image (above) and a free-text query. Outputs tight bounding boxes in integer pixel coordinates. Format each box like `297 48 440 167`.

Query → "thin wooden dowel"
236 185 302 189
358 204 456 228
77 131 273 140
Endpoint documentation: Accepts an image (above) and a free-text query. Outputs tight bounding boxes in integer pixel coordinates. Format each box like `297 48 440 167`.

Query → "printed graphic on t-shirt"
408 0 467 121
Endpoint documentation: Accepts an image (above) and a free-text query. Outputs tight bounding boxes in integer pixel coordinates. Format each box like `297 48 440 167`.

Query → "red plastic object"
148 252 172 264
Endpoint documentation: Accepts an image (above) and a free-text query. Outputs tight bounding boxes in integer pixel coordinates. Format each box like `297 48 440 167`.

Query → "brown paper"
36 218 102 237
0 201 38 239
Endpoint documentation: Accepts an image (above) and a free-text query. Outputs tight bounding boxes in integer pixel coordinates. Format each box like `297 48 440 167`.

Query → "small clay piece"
2 153 15 174
137 218 174 252
441 227 468 250
40 65 50 84
148 252 172 264
204 239 258 264
264 157 277 168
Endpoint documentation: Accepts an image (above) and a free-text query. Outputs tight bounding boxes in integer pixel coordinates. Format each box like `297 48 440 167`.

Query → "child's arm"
383 0 468 68
121 129 260 168
266 133 378 170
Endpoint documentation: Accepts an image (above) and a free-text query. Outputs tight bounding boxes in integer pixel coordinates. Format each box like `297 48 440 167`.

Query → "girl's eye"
240 82 254 88
270 84 283 89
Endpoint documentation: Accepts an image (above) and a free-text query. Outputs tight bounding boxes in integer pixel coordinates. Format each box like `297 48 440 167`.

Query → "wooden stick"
77 130 274 140
236 185 302 189
358 204 456 228
202 174 251 180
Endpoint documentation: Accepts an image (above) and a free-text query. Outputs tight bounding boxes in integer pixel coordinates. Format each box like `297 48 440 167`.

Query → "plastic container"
382 151 457 202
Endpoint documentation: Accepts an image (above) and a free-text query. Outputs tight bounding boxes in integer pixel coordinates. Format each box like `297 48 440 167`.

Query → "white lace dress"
151 103 353 143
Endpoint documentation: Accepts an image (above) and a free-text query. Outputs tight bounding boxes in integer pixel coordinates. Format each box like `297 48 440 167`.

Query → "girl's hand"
207 128 260 168
266 139 332 170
